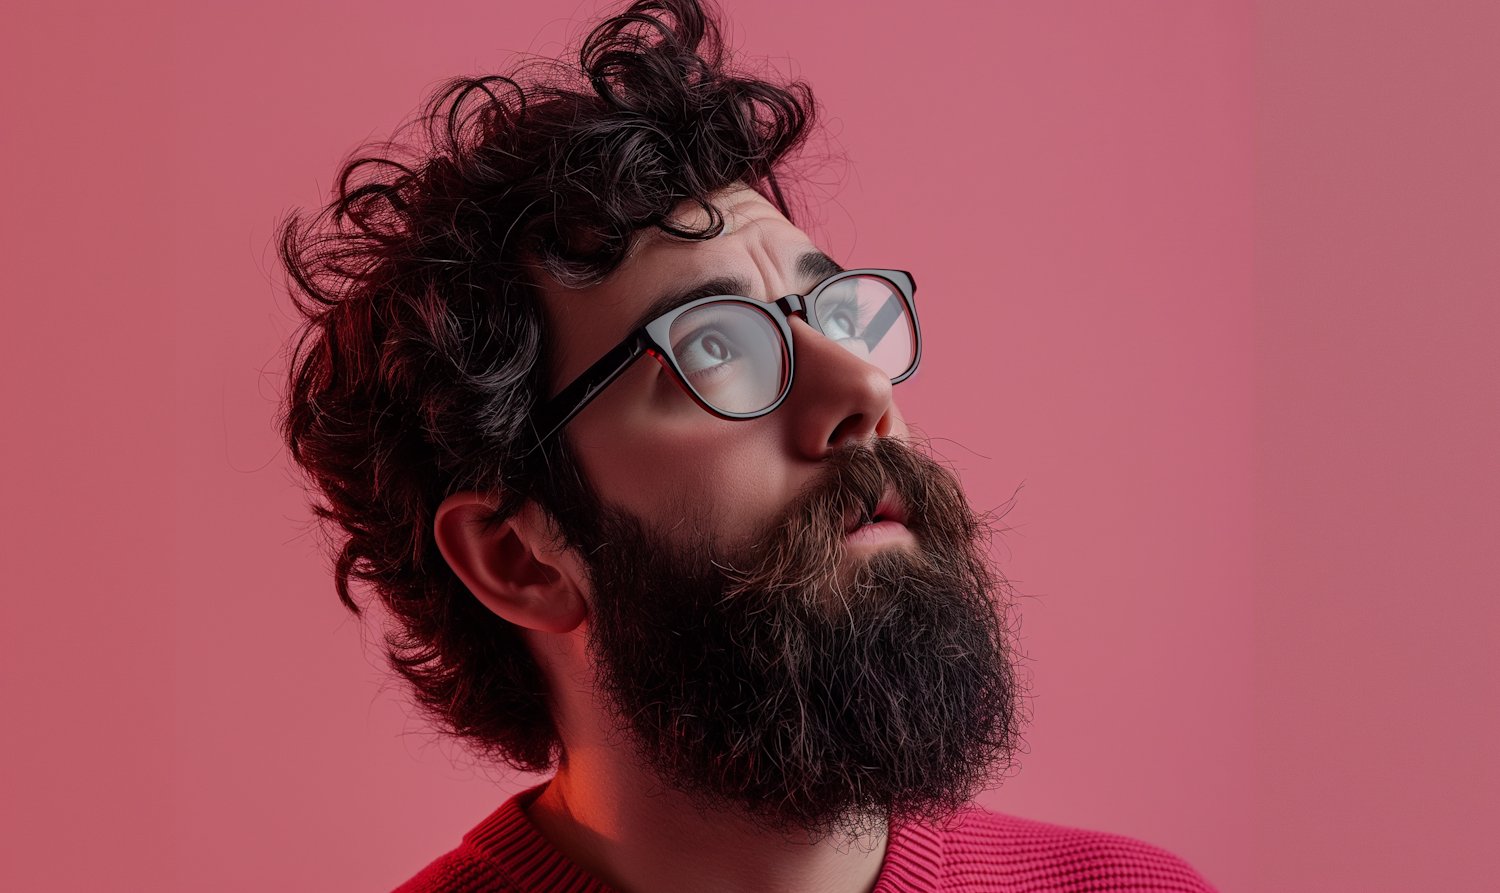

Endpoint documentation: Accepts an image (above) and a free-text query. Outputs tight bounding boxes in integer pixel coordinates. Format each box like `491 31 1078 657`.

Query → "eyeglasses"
533 268 921 445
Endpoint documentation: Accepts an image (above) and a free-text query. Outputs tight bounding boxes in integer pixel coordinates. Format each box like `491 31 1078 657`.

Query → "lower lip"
844 519 916 551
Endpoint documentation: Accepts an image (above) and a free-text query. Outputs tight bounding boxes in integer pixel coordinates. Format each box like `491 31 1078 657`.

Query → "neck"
526 745 887 893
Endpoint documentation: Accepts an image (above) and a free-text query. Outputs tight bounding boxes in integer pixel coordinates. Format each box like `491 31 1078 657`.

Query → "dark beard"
569 437 1022 835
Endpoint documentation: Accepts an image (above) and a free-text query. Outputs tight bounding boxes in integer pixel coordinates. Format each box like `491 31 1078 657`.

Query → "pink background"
1 2 1494 891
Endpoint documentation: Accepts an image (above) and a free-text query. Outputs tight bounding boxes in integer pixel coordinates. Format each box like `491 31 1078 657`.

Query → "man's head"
282 0 1020 833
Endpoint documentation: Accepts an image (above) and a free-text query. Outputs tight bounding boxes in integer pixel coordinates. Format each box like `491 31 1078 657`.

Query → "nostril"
827 413 865 449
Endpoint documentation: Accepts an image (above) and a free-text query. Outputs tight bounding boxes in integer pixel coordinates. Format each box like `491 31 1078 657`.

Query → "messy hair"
279 0 814 770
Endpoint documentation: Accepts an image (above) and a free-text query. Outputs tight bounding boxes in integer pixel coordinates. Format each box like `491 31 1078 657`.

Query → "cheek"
569 403 795 543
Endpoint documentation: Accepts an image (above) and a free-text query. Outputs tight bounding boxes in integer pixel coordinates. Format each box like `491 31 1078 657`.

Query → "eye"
700 333 730 361
666 301 788 414
675 325 741 374
818 296 863 341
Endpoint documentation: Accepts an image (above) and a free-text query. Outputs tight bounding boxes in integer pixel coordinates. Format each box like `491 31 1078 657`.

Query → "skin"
433 186 914 893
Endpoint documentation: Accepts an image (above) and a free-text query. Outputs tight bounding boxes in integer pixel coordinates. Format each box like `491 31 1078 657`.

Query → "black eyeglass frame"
532 268 920 445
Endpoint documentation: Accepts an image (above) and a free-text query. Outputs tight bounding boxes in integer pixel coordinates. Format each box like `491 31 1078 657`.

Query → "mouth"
842 488 915 552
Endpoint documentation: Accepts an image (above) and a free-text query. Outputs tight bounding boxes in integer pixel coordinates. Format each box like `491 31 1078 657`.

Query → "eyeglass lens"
811 275 916 381
665 274 915 417
667 302 788 413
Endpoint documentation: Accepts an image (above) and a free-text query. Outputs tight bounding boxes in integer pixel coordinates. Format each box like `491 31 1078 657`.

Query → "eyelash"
820 295 867 329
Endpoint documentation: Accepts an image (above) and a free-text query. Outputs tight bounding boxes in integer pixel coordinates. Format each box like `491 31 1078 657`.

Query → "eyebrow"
627 250 845 332
627 274 751 333
797 249 844 283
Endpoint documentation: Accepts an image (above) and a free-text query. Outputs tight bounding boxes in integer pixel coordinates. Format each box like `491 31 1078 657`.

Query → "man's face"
534 187 1021 833
540 186 911 554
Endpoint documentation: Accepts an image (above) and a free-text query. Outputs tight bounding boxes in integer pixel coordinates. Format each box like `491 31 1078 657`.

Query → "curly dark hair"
279 0 816 771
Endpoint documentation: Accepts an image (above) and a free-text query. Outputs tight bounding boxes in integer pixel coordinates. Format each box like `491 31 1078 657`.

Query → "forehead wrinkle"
735 226 822 303
746 236 783 302
716 187 775 230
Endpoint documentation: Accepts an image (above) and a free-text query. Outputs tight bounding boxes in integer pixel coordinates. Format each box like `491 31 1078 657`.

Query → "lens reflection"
668 302 786 414
812 276 917 379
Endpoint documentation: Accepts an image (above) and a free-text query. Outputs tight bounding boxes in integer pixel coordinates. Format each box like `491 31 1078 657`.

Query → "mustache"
723 436 985 604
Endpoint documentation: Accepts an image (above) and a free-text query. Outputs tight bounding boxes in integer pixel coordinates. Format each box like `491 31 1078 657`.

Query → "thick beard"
570 437 1022 837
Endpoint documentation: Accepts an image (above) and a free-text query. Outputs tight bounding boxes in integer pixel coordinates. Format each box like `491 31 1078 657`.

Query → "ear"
433 494 588 634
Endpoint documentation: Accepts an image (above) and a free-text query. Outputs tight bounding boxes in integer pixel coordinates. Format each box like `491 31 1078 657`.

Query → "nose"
782 315 899 459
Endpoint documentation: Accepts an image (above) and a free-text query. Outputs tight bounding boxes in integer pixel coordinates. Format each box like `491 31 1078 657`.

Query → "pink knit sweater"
394 787 1217 893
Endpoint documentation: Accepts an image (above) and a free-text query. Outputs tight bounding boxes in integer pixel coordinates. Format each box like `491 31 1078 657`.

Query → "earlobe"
433 494 588 634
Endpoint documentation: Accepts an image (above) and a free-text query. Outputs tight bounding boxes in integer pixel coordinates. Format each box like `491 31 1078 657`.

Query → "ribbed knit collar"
463 784 944 893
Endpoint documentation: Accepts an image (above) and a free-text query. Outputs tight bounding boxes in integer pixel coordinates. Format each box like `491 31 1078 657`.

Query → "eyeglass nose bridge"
774 293 808 320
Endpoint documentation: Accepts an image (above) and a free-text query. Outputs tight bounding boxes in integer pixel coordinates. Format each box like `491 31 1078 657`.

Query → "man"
281 1 1217 890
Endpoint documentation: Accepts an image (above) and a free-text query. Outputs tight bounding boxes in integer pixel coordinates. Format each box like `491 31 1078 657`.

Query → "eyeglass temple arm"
533 332 650 446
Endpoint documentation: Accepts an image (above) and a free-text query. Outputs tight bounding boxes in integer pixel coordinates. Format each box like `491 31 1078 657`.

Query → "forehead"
540 187 823 389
